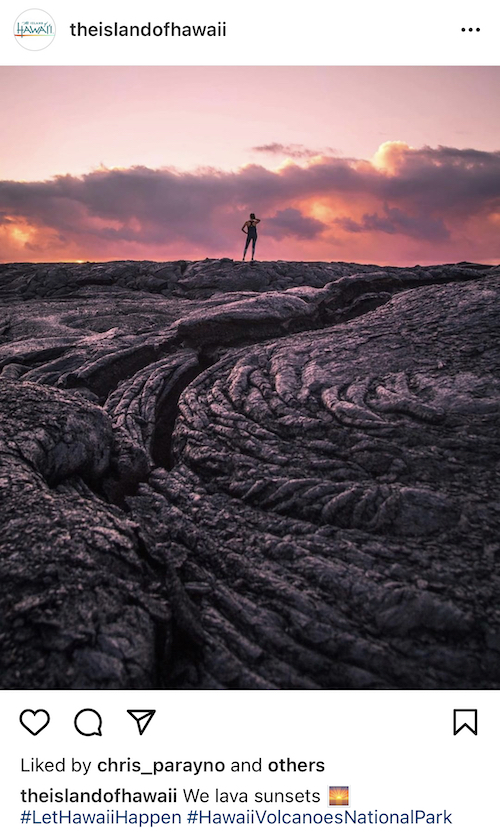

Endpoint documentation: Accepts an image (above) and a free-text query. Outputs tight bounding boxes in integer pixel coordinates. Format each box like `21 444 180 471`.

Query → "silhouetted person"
242 213 260 261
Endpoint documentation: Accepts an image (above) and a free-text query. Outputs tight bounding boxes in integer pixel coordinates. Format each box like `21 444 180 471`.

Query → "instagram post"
0 0 499 828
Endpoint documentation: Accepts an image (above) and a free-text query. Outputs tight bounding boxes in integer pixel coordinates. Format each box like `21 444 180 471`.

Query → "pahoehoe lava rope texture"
0 259 499 688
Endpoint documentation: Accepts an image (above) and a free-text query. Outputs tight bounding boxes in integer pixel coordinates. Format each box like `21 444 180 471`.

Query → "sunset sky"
1 66 500 265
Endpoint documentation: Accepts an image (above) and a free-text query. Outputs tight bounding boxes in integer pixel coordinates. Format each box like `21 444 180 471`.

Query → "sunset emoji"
329 787 349 806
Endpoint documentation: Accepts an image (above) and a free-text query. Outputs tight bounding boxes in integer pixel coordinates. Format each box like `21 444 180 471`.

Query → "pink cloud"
1 142 499 264
252 143 337 159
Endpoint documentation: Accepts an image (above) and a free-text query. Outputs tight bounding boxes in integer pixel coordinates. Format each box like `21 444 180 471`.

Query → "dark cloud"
266 208 328 240
1 143 500 258
252 143 337 159
374 145 500 213
336 204 450 241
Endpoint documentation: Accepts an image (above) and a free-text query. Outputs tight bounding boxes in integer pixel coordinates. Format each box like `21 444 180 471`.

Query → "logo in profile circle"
14 8 55 50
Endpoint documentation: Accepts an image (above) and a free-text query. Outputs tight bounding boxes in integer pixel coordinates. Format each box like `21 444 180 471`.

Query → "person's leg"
251 237 256 260
243 236 250 260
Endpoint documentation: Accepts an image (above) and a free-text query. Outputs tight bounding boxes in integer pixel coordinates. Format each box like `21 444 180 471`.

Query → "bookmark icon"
453 709 477 735
128 710 156 735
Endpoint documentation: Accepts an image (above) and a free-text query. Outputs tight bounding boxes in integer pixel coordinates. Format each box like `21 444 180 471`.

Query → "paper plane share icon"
127 710 156 735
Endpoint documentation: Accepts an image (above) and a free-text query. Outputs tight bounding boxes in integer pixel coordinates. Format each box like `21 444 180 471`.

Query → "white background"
1 1 498 830
2 691 496 830
0 0 499 65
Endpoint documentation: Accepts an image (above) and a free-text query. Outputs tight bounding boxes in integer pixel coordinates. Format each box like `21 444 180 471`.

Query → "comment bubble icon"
74 709 103 737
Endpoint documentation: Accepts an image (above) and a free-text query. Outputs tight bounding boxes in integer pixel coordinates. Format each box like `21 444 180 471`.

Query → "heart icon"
20 709 50 735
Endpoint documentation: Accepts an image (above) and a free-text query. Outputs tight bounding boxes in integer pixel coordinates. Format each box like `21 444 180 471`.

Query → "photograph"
0 66 499 690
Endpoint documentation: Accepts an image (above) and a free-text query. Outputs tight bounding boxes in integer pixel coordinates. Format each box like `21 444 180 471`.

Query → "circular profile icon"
14 8 55 50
